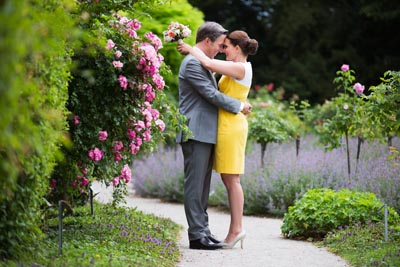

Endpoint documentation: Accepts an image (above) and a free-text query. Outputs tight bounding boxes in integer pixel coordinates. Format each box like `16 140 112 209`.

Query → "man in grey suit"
176 22 252 250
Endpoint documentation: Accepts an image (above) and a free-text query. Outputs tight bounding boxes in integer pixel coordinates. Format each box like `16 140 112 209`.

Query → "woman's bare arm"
178 42 245 80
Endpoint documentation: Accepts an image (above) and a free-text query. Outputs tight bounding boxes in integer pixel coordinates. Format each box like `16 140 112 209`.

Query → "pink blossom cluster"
112 164 132 186
106 14 165 103
71 163 89 189
340 64 365 95
77 15 168 189
136 43 164 77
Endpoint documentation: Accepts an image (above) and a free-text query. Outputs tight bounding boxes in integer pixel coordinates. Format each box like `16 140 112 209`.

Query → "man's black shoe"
189 237 223 250
208 234 221 244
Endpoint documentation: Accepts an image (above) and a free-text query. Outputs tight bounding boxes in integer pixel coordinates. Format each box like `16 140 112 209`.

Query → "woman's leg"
221 173 244 243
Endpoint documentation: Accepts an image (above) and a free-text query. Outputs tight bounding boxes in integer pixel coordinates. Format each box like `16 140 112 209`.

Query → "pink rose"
150 108 159 119
143 129 151 142
128 129 136 139
126 29 138 38
50 179 57 189
118 75 128 90
98 131 108 141
353 82 365 95
145 90 155 102
113 60 124 69
80 177 89 187
74 115 80 125
129 141 140 155
115 50 122 58
114 151 122 162
113 141 123 151
152 74 165 90
266 83 274 91
130 19 141 30
343 104 349 110
136 136 143 146
135 120 145 131
142 109 153 122
112 177 120 186
88 148 104 162
120 164 131 183
105 39 115 50
155 119 165 132
341 64 349 72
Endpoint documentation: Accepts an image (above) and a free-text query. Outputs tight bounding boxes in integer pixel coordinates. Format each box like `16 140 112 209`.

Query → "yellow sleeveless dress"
214 66 251 174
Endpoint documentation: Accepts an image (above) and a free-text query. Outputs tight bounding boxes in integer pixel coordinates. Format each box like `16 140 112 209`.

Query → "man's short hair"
196 21 228 43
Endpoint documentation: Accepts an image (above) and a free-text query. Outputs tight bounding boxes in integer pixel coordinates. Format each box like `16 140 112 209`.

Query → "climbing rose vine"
50 12 172 205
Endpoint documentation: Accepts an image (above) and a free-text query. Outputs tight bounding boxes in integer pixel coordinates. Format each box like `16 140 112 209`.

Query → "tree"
189 0 400 104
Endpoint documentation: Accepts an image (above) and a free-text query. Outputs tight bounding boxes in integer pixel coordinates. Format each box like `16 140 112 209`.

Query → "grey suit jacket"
176 54 241 144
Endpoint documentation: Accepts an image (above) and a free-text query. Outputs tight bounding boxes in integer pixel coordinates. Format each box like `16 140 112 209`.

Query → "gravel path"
92 182 350 267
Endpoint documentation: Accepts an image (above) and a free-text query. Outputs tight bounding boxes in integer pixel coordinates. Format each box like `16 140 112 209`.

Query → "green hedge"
0 0 75 260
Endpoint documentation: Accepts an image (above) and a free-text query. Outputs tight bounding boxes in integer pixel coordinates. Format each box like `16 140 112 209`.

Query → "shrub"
0 0 75 260
281 188 400 239
49 2 187 206
133 146 184 203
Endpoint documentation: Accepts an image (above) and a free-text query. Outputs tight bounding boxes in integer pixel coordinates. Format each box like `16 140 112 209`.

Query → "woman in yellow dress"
178 30 258 249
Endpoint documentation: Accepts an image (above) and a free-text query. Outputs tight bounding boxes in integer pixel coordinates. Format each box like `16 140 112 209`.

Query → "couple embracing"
176 21 259 250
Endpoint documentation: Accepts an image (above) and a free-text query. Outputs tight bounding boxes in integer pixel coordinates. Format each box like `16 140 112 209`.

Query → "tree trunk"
388 135 393 147
355 136 362 173
345 129 351 179
261 142 267 168
296 136 300 157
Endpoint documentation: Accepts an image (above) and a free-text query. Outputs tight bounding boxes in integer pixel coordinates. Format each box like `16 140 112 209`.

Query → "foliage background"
188 0 400 103
0 0 75 259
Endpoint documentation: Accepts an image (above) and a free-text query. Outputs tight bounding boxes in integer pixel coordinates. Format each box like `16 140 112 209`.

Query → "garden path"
92 182 350 267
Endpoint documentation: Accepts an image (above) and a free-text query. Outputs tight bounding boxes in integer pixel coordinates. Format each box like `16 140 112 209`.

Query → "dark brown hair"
227 30 258 56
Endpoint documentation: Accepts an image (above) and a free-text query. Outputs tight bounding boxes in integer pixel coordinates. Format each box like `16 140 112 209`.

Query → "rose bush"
49 4 186 205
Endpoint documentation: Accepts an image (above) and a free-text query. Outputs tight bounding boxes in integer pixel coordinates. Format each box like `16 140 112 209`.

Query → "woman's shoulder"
234 62 252 86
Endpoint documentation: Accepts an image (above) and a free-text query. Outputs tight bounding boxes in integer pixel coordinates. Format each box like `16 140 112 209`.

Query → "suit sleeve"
184 57 241 114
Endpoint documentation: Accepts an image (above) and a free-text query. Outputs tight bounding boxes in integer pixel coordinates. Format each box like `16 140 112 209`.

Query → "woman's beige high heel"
222 230 246 249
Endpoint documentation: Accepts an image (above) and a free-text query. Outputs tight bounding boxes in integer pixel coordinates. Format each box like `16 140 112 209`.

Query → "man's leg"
181 140 213 241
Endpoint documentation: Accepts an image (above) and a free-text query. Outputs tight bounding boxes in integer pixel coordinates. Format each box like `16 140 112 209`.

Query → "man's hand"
241 102 252 115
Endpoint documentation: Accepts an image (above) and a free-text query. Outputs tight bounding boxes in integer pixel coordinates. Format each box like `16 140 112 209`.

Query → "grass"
0 202 181 267
319 222 400 266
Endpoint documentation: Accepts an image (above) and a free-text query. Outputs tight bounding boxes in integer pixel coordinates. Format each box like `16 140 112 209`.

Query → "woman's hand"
177 40 192 55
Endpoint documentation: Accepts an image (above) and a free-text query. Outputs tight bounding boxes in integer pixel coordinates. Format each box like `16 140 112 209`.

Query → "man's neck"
195 43 211 58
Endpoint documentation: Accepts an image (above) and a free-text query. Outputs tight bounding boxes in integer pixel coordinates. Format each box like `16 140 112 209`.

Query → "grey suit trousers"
181 140 214 241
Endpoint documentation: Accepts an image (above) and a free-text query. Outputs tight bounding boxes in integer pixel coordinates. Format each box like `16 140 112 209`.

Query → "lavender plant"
132 136 400 216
